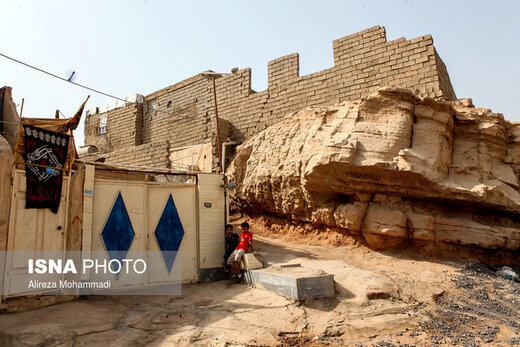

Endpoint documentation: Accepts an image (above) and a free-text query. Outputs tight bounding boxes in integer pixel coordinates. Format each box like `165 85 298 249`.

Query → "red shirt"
236 231 253 252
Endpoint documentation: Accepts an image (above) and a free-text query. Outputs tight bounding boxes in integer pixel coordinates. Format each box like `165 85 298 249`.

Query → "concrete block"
244 266 335 301
241 253 263 270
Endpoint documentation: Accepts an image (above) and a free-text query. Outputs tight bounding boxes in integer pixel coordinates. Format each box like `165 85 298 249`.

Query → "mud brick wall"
87 140 170 168
214 26 456 142
84 26 456 169
141 74 230 170
434 49 456 100
85 102 143 154
142 75 216 147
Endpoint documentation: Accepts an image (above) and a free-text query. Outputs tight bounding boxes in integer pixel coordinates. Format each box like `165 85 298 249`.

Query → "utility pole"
210 76 223 173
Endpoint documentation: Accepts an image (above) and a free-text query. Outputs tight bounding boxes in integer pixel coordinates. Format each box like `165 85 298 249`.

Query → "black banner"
23 125 70 213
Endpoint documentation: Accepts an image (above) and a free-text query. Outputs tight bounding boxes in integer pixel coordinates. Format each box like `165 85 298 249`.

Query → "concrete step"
243 266 335 301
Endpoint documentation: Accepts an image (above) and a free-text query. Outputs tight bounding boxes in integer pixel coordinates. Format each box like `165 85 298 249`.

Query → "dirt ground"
0 233 519 346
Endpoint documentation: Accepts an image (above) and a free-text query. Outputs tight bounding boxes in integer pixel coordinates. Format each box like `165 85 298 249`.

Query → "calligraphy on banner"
23 125 70 213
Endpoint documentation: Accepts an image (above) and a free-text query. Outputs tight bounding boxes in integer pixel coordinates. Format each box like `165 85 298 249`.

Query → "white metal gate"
82 175 198 292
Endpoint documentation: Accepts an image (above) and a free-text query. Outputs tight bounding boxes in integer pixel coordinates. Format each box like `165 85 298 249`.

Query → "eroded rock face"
227 88 520 252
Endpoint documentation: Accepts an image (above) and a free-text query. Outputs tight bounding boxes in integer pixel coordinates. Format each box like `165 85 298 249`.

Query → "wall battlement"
84 26 456 171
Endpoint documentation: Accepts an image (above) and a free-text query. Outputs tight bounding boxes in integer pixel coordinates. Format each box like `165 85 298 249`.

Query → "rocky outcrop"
227 88 520 252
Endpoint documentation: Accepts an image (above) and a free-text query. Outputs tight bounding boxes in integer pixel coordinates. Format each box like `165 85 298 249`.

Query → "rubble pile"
227 87 520 253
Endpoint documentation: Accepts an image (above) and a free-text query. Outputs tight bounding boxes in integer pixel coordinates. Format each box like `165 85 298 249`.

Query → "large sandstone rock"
227 88 520 252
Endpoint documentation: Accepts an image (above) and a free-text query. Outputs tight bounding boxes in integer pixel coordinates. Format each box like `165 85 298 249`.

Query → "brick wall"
434 49 456 100
141 75 216 147
85 102 143 154
87 140 170 168
142 74 232 170
214 26 456 142
84 26 456 169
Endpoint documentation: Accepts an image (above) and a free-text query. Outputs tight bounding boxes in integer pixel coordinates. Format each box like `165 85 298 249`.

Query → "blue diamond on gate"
155 194 185 273
101 192 135 274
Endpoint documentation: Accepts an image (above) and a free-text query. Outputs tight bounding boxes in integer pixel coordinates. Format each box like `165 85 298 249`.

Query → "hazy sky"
1 1 519 146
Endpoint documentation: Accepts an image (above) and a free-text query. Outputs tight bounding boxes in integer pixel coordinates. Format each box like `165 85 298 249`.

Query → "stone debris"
227 87 520 254
408 262 520 345
497 266 520 282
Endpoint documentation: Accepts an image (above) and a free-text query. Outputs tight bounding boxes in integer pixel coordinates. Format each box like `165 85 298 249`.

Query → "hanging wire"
0 52 132 103
58 110 69 119
0 51 222 120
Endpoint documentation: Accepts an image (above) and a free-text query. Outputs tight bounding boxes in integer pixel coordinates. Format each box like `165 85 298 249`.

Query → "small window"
167 101 172 108
98 114 107 135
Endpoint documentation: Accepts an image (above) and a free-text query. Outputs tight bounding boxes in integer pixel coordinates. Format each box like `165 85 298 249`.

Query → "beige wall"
0 136 12 301
0 136 13 253
169 143 213 172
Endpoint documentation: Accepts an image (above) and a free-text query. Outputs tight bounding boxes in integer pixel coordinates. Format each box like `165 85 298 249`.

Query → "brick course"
86 140 170 168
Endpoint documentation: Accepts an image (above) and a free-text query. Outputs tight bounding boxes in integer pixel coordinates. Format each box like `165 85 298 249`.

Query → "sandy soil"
0 231 518 346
